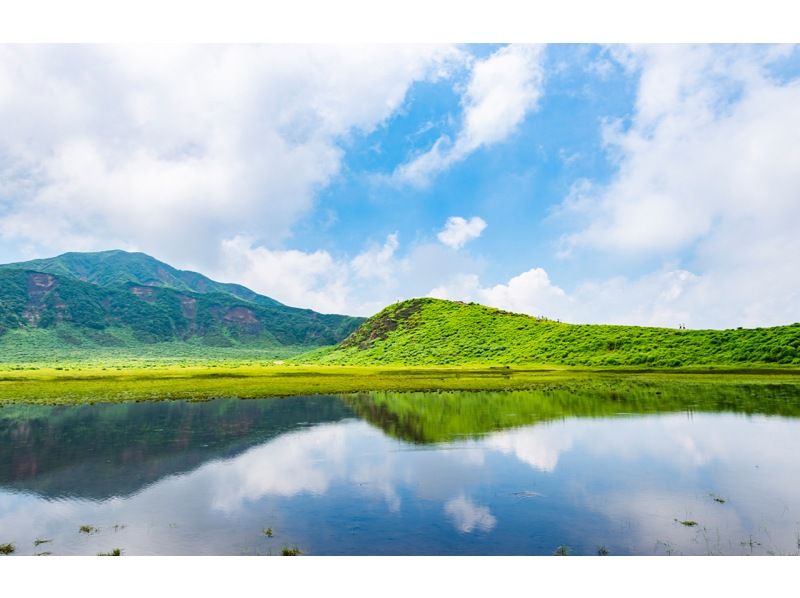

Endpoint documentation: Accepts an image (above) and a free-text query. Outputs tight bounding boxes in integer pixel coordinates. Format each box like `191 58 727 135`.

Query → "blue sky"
0 44 799 327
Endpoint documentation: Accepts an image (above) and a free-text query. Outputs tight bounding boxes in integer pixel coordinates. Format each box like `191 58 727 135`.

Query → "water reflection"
1 383 800 555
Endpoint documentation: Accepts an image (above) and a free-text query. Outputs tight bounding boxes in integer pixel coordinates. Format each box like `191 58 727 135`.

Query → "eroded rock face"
180 296 197 319
23 273 60 325
130 286 157 303
223 306 261 334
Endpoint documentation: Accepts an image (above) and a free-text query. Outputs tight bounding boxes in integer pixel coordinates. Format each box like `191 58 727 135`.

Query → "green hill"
0 251 363 361
308 298 800 367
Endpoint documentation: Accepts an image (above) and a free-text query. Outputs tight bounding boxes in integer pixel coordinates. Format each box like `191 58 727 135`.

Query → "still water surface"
2 384 800 555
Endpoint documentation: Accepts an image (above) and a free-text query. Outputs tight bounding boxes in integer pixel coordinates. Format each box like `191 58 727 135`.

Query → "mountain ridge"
0 250 363 355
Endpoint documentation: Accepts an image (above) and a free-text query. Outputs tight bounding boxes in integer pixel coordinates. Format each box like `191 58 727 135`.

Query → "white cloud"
436 216 487 249
213 233 483 316
554 45 800 327
0 44 464 267
444 495 497 533
351 233 400 280
430 267 570 321
394 44 545 185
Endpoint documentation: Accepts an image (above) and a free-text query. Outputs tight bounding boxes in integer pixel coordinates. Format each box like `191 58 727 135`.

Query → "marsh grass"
676 519 699 527
34 538 52 546
553 545 570 556
79 525 98 534
281 546 303 556
0 542 15 555
1 362 799 405
97 548 121 556
263 528 273 538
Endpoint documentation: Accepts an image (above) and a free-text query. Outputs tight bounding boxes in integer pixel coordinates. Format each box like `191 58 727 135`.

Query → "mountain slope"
0 252 363 355
1 249 281 306
309 298 800 367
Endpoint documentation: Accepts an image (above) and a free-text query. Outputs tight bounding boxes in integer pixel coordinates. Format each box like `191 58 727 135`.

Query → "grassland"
1 361 799 405
309 298 800 367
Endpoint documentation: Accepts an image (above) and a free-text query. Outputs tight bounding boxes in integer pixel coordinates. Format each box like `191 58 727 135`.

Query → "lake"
2 382 800 555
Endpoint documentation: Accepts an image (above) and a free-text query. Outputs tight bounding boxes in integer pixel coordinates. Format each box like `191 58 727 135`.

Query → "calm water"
2 384 800 555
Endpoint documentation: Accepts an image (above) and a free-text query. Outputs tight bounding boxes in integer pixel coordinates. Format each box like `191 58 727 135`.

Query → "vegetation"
0 250 363 354
281 546 303 556
79 525 98 534
97 548 122 556
1 362 799 405
310 298 800 367
0 542 14 555
263 528 274 538
345 382 800 443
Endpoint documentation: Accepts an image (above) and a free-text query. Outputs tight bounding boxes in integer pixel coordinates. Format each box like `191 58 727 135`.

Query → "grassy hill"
0 251 363 362
307 298 800 367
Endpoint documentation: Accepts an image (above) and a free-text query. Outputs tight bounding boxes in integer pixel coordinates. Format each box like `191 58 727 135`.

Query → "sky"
0 43 799 328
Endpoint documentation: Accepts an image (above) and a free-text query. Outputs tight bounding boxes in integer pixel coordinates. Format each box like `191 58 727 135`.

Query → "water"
2 384 800 555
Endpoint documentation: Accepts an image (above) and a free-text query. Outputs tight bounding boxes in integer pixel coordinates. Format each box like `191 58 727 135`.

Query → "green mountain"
1 249 281 306
310 298 800 367
0 250 363 358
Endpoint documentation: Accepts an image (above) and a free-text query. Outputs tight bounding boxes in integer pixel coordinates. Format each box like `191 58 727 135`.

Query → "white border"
0 0 798 42
2 556 800 596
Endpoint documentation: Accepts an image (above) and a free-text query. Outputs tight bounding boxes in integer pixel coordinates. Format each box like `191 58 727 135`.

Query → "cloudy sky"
0 44 798 327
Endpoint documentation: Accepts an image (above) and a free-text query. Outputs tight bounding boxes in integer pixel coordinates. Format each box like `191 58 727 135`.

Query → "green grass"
1 361 799 405
307 298 800 368
0 543 14 555
0 326 314 365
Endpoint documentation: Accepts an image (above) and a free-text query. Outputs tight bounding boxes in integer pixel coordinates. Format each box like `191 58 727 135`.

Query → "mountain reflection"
0 396 353 500
2 385 800 555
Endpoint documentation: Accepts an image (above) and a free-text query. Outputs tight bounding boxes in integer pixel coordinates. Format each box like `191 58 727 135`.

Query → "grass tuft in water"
34 538 52 547
281 546 303 556
0 543 15 555
79 525 99 534
553 545 570 556
263 528 274 538
675 519 698 527
709 493 727 504
596 545 609 556
98 548 122 556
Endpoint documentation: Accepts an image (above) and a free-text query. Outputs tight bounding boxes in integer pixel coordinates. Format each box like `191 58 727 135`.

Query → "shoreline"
2 364 800 405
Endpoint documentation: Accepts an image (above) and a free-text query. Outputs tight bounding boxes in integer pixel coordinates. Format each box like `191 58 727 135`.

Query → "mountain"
0 250 363 353
309 298 800 367
1 249 281 306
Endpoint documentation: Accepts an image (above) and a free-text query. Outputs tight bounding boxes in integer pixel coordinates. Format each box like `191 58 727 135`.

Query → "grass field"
1 361 799 405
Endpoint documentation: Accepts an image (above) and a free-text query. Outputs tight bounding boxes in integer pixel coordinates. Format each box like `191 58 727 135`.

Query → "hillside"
0 251 363 360
309 298 800 367
0 249 282 306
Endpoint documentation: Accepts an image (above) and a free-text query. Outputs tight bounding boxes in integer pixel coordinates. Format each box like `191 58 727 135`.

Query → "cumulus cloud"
429 264 715 328
444 495 497 533
554 44 800 327
394 44 545 185
212 233 483 315
0 44 464 268
436 216 487 249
